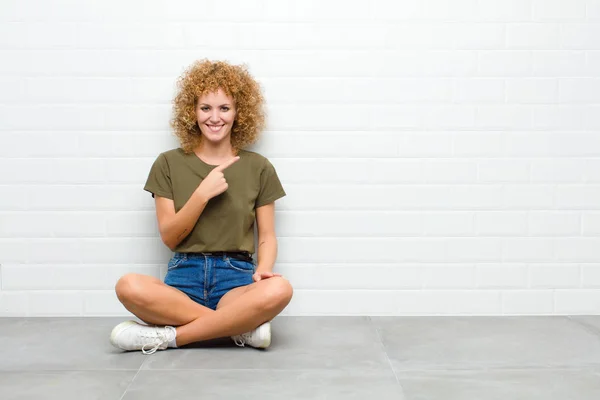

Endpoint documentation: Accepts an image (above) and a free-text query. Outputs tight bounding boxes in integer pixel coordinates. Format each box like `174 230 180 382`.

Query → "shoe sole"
110 320 137 349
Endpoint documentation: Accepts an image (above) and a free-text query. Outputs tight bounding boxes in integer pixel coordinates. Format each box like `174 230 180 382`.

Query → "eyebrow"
198 103 232 107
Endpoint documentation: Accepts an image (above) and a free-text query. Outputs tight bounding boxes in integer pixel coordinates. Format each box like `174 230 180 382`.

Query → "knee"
263 277 293 309
115 274 149 306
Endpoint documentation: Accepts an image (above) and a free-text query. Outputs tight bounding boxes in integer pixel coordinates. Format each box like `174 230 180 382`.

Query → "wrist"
193 188 209 204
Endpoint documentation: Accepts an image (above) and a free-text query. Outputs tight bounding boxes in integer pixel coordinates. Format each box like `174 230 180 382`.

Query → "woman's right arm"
155 191 208 251
155 156 240 251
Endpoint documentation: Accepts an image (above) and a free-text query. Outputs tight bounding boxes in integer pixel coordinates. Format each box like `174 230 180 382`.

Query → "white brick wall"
1 0 599 316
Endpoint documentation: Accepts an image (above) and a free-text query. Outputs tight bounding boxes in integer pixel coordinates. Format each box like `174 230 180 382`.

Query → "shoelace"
233 332 250 347
141 327 172 355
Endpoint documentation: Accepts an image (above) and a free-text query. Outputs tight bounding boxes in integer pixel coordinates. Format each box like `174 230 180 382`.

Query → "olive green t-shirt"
144 148 286 254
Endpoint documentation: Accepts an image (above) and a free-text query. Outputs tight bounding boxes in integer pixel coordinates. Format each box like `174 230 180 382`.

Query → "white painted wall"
1 0 600 316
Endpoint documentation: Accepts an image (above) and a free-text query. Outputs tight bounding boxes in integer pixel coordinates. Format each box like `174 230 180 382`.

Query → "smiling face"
195 88 236 145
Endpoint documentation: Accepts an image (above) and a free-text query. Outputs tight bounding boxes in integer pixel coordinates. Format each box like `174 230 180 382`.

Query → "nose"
209 109 221 123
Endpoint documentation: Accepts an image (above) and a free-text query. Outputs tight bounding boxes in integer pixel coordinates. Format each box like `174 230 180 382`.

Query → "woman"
109 60 293 354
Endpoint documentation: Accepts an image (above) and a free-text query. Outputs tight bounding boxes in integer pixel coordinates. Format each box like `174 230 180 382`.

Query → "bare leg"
175 276 293 346
115 273 213 326
114 274 293 347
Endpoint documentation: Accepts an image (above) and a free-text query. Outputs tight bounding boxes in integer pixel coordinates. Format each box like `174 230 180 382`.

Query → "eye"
221 106 230 111
200 106 209 112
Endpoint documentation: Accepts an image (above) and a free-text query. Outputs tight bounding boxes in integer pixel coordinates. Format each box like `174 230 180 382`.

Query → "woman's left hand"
253 271 282 282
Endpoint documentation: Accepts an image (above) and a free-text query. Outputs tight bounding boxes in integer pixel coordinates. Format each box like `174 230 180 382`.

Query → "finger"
215 156 240 172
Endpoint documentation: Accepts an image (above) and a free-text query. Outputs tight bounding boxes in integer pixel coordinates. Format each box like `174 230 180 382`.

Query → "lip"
206 124 224 132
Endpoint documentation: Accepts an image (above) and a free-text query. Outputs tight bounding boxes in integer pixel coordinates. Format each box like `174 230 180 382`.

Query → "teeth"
207 125 223 132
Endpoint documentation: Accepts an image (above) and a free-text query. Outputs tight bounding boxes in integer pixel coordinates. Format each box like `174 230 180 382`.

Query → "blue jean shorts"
164 252 256 310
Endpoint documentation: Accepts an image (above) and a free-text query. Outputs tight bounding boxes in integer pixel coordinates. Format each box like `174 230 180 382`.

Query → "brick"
507 23 560 49
502 290 554 315
529 264 581 288
501 238 555 262
532 0 586 21
476 212 528 236
476 264 528 288
529 212 581 236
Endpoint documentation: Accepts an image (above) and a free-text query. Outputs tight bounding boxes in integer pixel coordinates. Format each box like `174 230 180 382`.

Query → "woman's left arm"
254 202 281 280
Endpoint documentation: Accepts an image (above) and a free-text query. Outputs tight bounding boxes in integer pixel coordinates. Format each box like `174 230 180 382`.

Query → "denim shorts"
164 252 256 310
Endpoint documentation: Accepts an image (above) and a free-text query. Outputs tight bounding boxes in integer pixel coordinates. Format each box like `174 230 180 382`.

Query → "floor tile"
570 316 600 335
0 371 136 400
0 318 145 371
123 369 404 400
372 316 600 370
398 369 600 400
142 316 391 371
4 316 600 399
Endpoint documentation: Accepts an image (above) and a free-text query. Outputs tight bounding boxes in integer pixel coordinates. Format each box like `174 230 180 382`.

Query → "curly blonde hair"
171 59 265 154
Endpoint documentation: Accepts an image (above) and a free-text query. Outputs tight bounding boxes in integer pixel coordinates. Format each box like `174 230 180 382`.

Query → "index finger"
215 156 240 171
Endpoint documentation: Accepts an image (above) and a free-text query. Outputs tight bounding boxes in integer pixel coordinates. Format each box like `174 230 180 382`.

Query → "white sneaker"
110 320 176 355
232 321 271 349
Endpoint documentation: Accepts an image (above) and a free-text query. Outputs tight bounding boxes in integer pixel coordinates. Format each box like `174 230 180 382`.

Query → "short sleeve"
143 153 173 199
255 158 286 208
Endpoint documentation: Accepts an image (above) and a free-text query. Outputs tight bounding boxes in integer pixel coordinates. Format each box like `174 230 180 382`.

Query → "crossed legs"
115 273 293 347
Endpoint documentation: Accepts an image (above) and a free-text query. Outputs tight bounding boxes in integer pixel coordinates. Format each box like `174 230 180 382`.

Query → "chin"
202 133 230 143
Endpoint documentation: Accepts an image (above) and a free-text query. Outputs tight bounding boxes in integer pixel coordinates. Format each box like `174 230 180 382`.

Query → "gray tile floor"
2 316 600 399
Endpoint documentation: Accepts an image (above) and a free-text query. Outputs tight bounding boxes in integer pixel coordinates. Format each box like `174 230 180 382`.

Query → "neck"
194 141 236 162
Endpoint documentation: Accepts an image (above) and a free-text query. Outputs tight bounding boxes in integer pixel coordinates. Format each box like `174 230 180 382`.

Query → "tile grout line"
369 316 406 398
390 364 600 373
566 316 600 339
118 356 149 400
118 368 141 400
